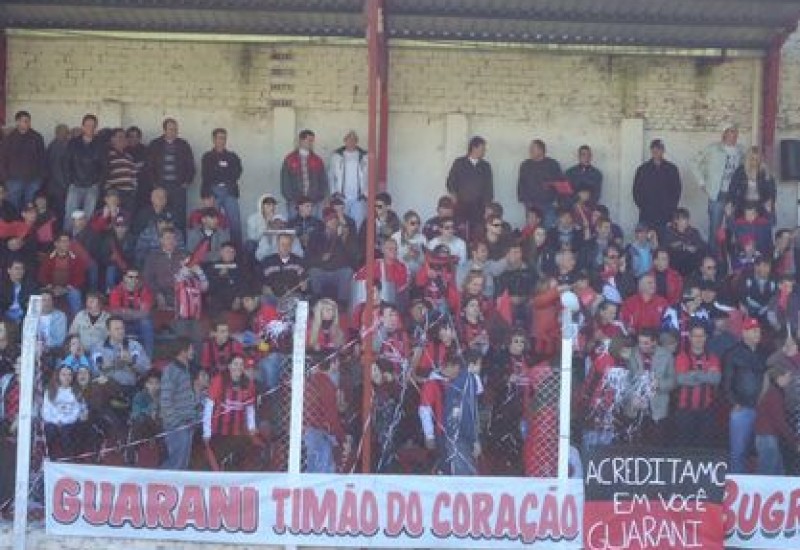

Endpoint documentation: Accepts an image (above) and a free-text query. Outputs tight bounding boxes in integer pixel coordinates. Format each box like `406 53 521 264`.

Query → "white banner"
724 474 800 549
45 461 583 548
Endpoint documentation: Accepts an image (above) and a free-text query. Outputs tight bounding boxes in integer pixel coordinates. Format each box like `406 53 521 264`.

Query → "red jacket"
755 384 800 445
200 337 244 375
303 370 345 444
649 267 683 305
108 283 155 313
620 293 669 334
38 252 87 289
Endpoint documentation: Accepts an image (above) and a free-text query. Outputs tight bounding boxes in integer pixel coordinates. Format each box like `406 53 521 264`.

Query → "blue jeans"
259 352 287 390
212 186 242 247
161 425 193 470
125 317 155 360
756 435 785 475
708 195 727 255
304 427 336 473
730 407 757 474
5 178 42 212
64 185 98 231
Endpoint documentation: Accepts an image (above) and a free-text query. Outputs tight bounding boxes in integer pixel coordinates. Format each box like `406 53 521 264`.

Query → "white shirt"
342 149 362 200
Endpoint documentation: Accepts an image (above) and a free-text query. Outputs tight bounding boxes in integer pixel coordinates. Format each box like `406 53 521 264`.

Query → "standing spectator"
724 317 769 473
160 338 197 470
0 111 46 212
125 126 149 209
446 136 494 237
45 123 71 227
755 365 800 475
728 146 777 221
64 114 104 231
108 268 155 359
624 329 676 446
104 128 137 211
329 130 368 229
633 139 682 234
517 139 563 228
201 128 243 247
303 354 345 473
674 323 722 446
147 118 195 230
690 123 745 253
0 357 20 512
281 129 328 218
565 145 603 205
620 274 670 335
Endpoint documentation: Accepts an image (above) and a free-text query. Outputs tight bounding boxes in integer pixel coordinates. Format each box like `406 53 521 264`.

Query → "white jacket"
42 387 86 425
689 142 746 199
329 147 368 200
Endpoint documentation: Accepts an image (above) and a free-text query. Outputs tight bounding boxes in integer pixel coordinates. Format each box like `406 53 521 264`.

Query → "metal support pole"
360 0 382 474
287 300 309 475
760 32 787 164
13 295 42 550
557 307 576 482
378 22 389 193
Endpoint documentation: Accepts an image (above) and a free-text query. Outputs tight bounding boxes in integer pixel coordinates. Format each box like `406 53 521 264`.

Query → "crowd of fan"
0 111 797 509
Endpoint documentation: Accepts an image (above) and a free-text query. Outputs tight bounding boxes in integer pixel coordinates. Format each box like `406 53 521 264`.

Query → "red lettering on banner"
737 491 761 537
145 484 178 529
452 493 470 536
83 482 114 525
241 487 258 533
518 493 539 543
761 491 785 535
406 492 423 537
301 489 337 534
174 486 208 530
495 494 518 539
385 491 405 537
431 492 451 537
109 483 144 528
52 477 81 524
786 488 800 534
271 487 291 534
540 492 561 539
208 487 244 532
360 490 379 536
471 492 493 538
562 494 579 539
291 488 301 531
723 479 738 535
337 487 359 534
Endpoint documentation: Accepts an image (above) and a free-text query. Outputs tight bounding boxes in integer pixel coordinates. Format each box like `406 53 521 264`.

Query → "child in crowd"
42 365 88 459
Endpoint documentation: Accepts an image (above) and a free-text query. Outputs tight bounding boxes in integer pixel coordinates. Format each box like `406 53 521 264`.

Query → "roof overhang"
0 0 798 52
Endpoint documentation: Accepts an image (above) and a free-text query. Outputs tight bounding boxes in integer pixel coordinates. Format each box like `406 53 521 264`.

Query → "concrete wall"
6 32 798 236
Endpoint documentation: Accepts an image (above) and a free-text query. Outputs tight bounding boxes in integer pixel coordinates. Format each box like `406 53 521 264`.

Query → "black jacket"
632 159 682 227
147 137 195 187
201 149 243 197
1 129 46 182
0 277 38 317
65 136 105 188
517 157 562 206
728 166 776 216
724 342 768 408
446 156 494 206
565 164 603 204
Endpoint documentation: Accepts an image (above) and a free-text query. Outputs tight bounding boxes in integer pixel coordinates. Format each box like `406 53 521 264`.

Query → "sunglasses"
125 274 140 279
376 204 386 209
490 223 502 228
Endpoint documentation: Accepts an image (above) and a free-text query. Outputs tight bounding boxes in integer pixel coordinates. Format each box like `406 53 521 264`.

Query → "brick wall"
5 32 796 231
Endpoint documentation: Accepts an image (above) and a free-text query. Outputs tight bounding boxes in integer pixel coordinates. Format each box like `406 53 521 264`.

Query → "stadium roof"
1 0 799 51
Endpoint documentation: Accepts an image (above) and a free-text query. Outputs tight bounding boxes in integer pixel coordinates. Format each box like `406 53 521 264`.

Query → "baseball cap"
742 317 760 331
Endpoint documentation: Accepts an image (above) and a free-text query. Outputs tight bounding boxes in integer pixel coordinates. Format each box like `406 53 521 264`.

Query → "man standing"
517 139 562 228
1 111 46 212
690 122 745 252
281 129 328 218
201 128 243 247
105 128 137 212
329 130 368 229
724 317 768 473
633 139 682 234
160 337 197 470
565 145 603 205
147 118 195 231
446 136 494 238
64 114 104 231
45 124 71 227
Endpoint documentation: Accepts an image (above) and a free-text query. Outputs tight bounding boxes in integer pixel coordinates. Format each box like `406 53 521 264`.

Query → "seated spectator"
131 186 176 238
160 338 197 471
89 188 126 233
772 229 796 279
650 248 683 305
0 260 37 324
553 249 579 287
42 364 88 459
59 334 93 373
593 204 625 247
423 195 455 241
67 208 99 290
767 274 800 335
308 298 345 355
289 195 324 254
96 213 136 291
456 240 496 298
674 323 722 447
427 217 467 266
483 214 512 262
580 216 614 271
662 208 707 277
68 292 110 352
199 320 244 376
496 243 535 328
730 201 773 260
255 216 303 262
187 207 231 265
0 204 44 270
136 217 185 268
204 242 248 318
687 255 722 290
130 369 162 463
359 192 400 259
188 191 229 231
306 207 358 306
620 274 669 335
260 233 307 299
246 193 280 256
91 316 150 395
108 268 155 359
37 291 68 362
661 284 711 352
545 207 583 257
755 365 799 475
0 322 19 377
0 183 18 222
571 182 596 232
354 238 410 303
329 193 359 242
303 354 345 473
624 329 676 446
142 228 187 310
38 233 87 315
393 210 427 278
626 222 657 278
413 245 460 315
738 257 777 322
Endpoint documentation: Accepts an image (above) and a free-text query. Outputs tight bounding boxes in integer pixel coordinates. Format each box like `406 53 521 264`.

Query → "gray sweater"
160 359 196 430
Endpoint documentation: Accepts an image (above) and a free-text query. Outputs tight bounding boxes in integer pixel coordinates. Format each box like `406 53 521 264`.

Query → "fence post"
558 302 577 482
13 295 42 550
286 300 308 550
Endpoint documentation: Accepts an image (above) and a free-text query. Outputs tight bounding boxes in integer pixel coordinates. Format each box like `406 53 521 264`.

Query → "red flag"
0 220 31 240
36 219 55 244
495 289 513 326
187 238 211 267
